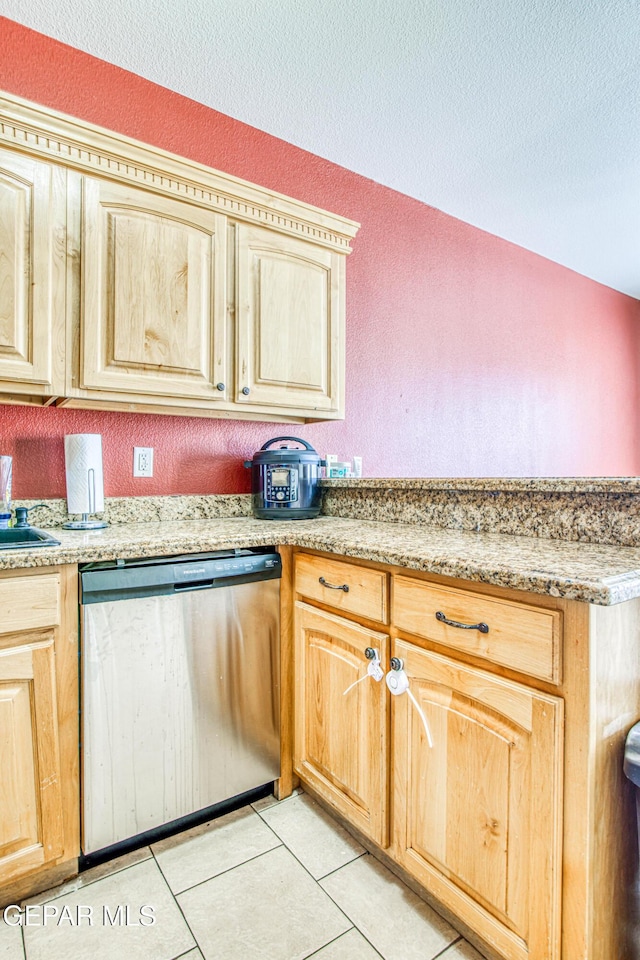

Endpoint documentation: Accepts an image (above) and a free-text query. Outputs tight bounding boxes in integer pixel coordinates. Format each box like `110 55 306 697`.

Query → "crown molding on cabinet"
0 90 359 254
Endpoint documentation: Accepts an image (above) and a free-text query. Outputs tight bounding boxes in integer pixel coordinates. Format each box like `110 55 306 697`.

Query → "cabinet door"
0 636 64 887
79 177 227 402
0 150 66 395
236 224 344 415
294 602 389 845
392 639 563 960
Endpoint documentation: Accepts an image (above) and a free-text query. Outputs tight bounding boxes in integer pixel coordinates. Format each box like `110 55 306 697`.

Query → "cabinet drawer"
393 575 561 683
0 575 60 635
295 554 387 623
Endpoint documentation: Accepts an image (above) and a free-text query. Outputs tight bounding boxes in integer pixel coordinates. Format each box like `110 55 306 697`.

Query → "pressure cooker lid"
249 436 324 464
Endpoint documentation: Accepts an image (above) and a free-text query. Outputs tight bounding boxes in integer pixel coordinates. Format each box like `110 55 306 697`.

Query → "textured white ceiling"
2 0 639 297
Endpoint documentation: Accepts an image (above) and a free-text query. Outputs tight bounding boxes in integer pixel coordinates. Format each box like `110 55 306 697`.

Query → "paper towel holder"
63 433 109 530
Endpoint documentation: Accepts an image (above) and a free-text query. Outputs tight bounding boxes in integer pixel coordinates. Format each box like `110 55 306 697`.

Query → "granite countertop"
3 516 640 605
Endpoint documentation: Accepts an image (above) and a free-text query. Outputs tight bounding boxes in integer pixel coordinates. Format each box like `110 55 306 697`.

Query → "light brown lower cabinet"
0 567 79 904
294 601 390 846
292 551 640 960
391 639 563 960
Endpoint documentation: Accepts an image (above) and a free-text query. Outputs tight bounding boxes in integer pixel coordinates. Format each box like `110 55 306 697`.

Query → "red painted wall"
1 17 639 498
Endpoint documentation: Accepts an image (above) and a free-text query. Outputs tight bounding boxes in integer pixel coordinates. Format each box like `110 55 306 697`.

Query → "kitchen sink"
0 527 61 549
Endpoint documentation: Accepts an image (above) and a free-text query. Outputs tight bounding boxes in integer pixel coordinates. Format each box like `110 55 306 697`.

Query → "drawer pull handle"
435 611 489 633
319 576 349 592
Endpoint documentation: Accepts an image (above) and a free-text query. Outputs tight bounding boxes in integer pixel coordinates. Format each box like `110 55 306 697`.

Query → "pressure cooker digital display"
265 465 299 502
270 469 289 486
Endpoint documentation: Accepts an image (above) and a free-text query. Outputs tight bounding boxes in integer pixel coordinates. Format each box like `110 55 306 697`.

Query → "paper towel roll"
64 434 105 514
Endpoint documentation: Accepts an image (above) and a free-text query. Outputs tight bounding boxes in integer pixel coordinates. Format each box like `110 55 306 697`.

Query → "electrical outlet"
133 447 154 478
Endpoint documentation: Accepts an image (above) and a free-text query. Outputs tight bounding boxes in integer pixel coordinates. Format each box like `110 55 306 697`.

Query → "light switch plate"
133 447 154 477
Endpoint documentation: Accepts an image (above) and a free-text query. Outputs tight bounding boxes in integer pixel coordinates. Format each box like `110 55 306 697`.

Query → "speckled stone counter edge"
321 480 640 546
2 515 640 606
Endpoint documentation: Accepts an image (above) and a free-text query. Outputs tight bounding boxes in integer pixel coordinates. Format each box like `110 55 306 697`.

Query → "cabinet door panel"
294 602 388 845
0 636 64 887
0 151 66 393
257 256 326 387
393 640 563 960
237 225 343 413
80 178 227 401
0 681 38 852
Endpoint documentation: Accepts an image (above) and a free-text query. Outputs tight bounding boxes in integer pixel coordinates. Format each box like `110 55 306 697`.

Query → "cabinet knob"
242 387 250 396
364 647 377 660
216 382 225 391
390 656 403 671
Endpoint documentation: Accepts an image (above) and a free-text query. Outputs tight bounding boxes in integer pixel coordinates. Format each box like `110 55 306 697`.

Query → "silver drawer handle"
435 611 489 634
319 576 349 593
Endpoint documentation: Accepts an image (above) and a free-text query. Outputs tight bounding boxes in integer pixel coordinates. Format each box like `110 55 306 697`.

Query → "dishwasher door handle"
174 579 215 592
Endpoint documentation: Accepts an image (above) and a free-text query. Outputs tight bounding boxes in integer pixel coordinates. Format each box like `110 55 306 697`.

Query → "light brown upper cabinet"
0 148 66 399
0 91 359 421
236 224 343 414
76 177 228 404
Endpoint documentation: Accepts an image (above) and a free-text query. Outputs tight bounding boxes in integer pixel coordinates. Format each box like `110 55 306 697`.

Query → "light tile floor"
2 791 486 960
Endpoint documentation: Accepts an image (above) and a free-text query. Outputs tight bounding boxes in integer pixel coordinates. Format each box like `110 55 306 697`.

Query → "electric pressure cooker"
244 437 326 519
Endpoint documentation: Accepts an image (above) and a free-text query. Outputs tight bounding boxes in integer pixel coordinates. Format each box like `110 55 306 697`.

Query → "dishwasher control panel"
80 548 281 604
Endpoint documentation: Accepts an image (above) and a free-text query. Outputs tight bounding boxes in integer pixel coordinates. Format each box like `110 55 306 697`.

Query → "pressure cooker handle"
259 436 316 452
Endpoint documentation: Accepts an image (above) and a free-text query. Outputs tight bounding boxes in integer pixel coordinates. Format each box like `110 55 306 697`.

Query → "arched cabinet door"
0 150 66 396
391 639 564 960
294 601 389 845
236 224 344 417
78 176 228 403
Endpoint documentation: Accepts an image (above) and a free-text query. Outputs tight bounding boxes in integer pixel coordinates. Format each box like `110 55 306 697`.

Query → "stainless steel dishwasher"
80 548 281 860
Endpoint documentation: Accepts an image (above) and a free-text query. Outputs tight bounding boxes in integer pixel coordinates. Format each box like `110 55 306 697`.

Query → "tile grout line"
18 795 474 960
299 925 385 960
430 935 464 960
18 853 198 960
22 794 299 909
22 851 154 906
152 814 362 960
265 798 473 960
187 800 371 955
253 812 366 911
150 853 202 960
314 851 368 884
171 948 201 960
312 866 462 960
250 825 381 960
310 857 392 960
254 798 392 957
253 795 369 887
252 820 387 960
153 839 285 898
249 788 303 815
